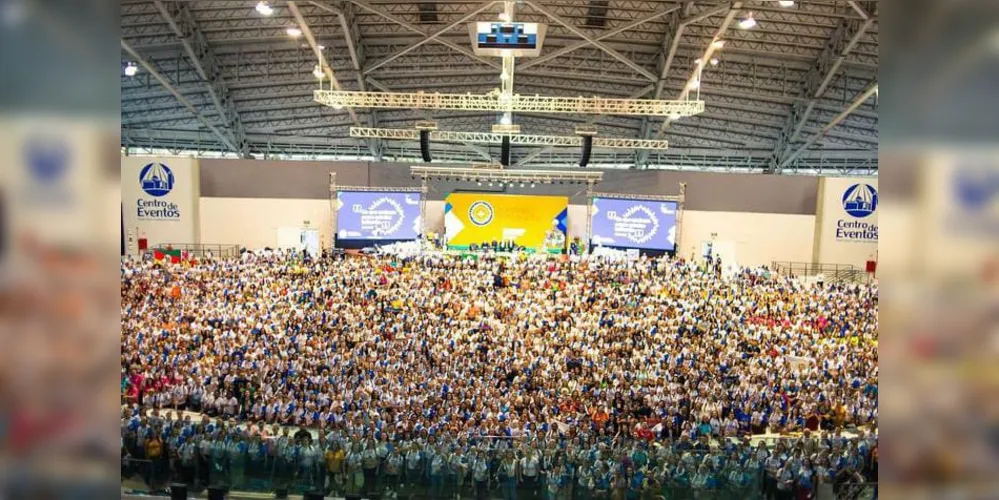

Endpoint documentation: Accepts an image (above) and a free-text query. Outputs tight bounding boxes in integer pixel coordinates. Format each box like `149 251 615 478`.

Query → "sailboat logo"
841 184 877 218
139 163 175 197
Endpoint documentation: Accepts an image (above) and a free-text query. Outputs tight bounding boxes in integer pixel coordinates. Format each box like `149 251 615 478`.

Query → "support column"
329 172 338 250
675 182 687 256
420 176 429 246
584 180 595 255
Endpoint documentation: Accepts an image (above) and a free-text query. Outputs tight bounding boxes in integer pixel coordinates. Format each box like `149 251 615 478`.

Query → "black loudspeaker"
580 135 592 167
169 483 187 500
500 136 511 166
303 491 325 500
420 130 432 162
207 485 227 500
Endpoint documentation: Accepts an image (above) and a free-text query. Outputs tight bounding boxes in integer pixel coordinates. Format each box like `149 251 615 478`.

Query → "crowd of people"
121 249 878 498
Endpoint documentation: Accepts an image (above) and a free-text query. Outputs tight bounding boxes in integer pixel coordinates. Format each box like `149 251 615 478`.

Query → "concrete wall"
199 197 333 250
813 177 879 268
160 157 856 267
121 156 200 251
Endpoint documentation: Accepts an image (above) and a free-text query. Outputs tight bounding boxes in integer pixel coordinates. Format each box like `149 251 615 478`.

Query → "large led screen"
336 191 421 240
591 198 678 251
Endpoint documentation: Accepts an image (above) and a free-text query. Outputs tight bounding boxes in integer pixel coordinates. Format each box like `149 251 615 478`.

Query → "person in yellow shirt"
325 440 346 496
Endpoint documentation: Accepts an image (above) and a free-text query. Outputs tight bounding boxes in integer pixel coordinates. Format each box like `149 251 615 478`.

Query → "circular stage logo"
468 201 494 226
139 163 175 197
842 183 878 218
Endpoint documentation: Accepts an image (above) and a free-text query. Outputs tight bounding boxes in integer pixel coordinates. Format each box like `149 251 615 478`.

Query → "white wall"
199 197 333 249
678 211 817 268
813 177 878 268
121 156 200 252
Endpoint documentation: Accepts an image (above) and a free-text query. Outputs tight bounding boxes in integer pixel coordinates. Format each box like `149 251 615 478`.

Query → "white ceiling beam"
518 3 684 71
121 39 241 155
657 1 743 136
523 0 658 82
345 0 501 73
779 83 877 170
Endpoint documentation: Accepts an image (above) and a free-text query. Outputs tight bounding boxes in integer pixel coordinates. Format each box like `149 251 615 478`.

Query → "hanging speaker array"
580 135 593 167
419 130 432 162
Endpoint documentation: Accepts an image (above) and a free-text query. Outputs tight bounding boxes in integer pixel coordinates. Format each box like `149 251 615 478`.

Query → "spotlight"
313 65 324 79
530 183 536 188
318 45 326 51
711 39 725 49
500 113 512 125
738 14 757 29
489 182 494 186
520 183 525 188
477 181 482 186
287 27 303 37
255 1 274 15
690 79 701 89
778 1 795 6
709 58 719 66
124 61 138 77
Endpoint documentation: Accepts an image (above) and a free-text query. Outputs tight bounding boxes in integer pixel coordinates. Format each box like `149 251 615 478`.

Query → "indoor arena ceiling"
120 0 879 175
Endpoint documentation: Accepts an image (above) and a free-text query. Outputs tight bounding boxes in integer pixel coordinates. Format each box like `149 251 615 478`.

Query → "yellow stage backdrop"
444 193 569 252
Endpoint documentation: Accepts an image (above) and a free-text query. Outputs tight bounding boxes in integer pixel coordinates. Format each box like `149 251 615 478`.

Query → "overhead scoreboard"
470 22 547 57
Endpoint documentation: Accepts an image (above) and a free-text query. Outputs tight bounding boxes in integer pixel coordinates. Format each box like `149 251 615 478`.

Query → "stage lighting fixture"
124 61 138 77
711 39 725 49
738 14 757 29
709 58 719 66
778 1 795 7
256 1 274 15
477 181 483 186
287 27 302 37
530 183 536 188
313 65 324 79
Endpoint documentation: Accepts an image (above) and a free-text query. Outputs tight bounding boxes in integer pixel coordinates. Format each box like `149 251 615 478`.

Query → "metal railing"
156 243 241 259
771 261 872 284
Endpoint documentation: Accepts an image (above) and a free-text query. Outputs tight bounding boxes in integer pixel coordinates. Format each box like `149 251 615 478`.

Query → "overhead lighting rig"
411 166 603 185
350 127 669 150
317 91 704 117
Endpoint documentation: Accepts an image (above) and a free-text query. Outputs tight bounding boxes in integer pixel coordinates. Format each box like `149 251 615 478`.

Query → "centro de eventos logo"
140 163 174 197
836 183 878 242
468 201 494 226
842 183 878 218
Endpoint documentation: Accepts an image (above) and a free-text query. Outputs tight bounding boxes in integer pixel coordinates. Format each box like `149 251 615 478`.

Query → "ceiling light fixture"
124 61 138 77
778 1 795 7
287 27 302 38
738 13 757 29
255 1 274 16
709 58 719 66
712 39 725 49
